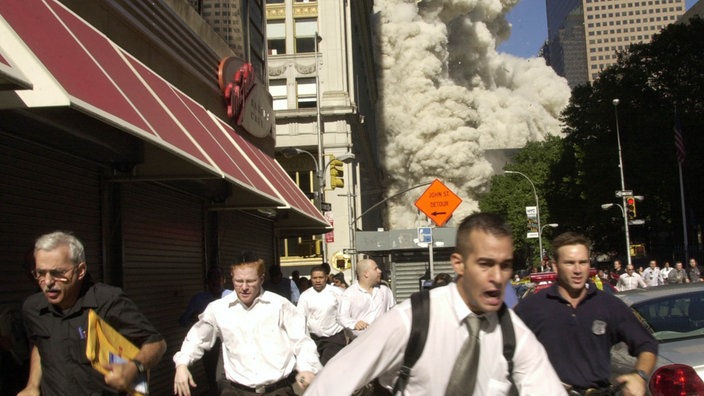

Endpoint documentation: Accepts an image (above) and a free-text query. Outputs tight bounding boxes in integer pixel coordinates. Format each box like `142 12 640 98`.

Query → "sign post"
418 227 434 278
415 180 462 279
414 179 462 227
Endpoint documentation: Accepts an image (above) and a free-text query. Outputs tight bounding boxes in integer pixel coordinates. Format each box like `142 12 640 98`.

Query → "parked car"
611 282 704 395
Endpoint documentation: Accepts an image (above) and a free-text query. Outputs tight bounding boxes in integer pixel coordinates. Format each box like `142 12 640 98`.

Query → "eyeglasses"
31 267 77 282
232 278 260 287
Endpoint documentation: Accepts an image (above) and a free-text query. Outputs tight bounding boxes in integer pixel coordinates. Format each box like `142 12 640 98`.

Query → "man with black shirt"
19 231 166 396
515 232 657 396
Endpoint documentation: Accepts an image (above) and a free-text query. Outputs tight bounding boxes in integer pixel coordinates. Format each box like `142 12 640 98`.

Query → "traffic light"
626 196 637 220
329 159 344 189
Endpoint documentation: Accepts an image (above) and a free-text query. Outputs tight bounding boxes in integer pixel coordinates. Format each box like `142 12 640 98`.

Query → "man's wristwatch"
132 359 146 375
633 369 649 382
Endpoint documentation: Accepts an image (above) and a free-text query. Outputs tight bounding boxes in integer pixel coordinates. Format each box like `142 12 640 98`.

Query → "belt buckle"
255 385 266 394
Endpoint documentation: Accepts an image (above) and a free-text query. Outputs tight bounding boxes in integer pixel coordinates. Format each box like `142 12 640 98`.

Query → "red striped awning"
0 0 328 229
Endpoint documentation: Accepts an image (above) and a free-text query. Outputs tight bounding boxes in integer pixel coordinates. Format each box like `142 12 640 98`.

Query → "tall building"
263 0 384 274
545 0 686 87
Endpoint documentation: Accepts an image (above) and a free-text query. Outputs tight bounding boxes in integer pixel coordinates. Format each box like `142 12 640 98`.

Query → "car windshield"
631 291 704 342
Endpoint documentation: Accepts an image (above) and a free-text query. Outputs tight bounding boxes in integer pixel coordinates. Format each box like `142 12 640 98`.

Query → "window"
295 18 318 53
296 78 316 108
269 79 288 110
267 20 286 55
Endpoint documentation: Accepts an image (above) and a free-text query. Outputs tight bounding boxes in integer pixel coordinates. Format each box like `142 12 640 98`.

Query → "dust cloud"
374 0 570 229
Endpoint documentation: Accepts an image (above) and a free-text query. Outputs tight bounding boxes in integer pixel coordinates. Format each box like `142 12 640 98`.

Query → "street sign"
320 202 331 212
615 190 633 198
418 227 432 243
525 206 538 238
629 219 645 225
414 179 462 227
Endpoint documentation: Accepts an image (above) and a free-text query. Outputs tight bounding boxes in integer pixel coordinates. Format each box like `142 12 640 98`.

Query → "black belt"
228 372 295 394
568 384 621 396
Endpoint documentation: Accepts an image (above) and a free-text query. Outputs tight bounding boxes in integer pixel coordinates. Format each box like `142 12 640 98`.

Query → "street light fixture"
541 223 558 235
504 170 543 264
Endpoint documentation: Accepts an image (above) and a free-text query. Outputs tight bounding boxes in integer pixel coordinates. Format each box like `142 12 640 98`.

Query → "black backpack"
391 289 516 395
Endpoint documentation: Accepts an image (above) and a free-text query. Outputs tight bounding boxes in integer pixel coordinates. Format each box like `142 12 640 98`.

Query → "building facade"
545 0 686 87
262 0 384 274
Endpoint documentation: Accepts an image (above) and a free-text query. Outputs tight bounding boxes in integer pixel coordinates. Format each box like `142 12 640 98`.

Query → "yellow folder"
85 309 149 395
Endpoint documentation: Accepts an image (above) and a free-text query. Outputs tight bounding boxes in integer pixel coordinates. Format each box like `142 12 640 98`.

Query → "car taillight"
649 364 704 396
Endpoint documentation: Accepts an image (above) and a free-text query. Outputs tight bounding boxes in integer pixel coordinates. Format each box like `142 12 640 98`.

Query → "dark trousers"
311 331 347 365
202 340 222 395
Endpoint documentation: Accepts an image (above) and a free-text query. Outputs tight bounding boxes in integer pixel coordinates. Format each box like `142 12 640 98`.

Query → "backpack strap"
498 303 516 388
391 289 430 395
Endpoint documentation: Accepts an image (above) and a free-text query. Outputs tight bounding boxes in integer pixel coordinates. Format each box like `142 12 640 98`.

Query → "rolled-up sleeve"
281 302 321 373
173 305 219 367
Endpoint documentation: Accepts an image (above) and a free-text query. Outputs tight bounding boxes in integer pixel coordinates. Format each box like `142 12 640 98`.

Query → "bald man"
337 259 395 341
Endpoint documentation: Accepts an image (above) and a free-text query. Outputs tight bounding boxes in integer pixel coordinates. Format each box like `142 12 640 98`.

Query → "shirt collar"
545 281 597 302
39 278 97 317
449 282 495 326
229 289 272 309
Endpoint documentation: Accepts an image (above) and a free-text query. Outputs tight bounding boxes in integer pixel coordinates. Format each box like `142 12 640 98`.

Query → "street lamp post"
612 98 632 266
505 170 543 264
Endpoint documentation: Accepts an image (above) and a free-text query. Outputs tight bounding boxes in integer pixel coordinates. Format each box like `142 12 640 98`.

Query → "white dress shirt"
617 272 647 291
297 284 344 337
642 267 661 287
337 283 395 339
306 283 566 396
173 290 321 387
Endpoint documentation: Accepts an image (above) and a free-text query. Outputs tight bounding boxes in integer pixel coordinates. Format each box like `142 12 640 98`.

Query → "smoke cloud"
374 0 570 229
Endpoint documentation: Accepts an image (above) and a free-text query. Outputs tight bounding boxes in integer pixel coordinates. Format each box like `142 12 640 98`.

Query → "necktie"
446 315 482 395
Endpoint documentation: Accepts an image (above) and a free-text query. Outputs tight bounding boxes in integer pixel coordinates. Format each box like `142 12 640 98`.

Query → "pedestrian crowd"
14 214 704 396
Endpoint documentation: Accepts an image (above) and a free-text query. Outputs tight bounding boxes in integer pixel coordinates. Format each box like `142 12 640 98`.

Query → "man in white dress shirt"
173 253 321 396
296 265 346 365
306 213 565 395
617 265 648 291
641 260 662 287
337 258 395 341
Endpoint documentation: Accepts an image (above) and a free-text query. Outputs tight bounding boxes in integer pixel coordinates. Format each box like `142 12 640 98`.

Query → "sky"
498 0 699 58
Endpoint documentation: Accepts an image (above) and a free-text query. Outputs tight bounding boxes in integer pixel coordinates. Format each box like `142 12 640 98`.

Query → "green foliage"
479 136 563 268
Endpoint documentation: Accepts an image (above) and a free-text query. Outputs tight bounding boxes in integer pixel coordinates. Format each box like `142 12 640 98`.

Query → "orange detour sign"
414 179 462 227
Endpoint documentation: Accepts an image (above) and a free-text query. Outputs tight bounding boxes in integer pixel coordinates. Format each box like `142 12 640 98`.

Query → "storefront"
0 1 328 394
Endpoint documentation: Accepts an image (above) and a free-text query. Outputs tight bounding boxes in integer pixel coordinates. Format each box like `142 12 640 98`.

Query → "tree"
551 16 704 261
479 136 563 269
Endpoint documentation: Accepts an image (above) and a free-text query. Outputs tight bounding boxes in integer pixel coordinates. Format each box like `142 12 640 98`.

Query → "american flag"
674 113 685 164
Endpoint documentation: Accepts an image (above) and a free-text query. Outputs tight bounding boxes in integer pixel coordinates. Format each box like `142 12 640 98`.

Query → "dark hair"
310 265 326 276
268 265 283 278
432 272 453 287
321 262 331 275
332 272 348 287
551 232 591 261
454 213 512 257
207 266 224 280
